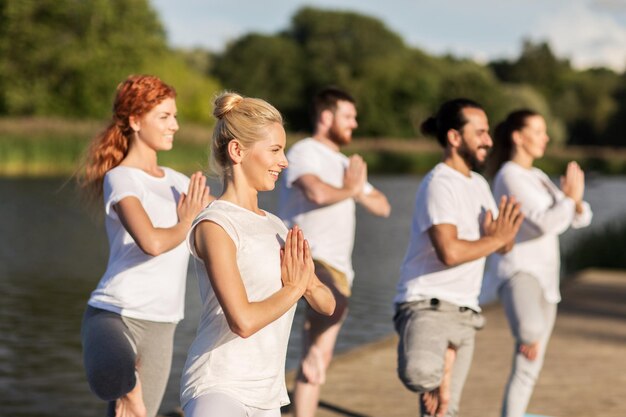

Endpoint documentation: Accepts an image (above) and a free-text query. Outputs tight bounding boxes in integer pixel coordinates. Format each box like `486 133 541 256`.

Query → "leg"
422 346 456 417
499 273 557 417
293 262 349 417
122 316 176 417
442 316 478 417
394 303 450 417
81 306 145 417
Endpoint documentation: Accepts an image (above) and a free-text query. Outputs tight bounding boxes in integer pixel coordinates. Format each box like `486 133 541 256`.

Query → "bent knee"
397 360 442 393
86 364 136 401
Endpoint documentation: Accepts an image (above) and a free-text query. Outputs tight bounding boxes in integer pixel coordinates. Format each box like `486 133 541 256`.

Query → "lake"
1 174 625 416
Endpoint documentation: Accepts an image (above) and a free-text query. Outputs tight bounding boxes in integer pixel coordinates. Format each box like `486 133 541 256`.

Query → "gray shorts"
394 299 484 417
81 306 176 417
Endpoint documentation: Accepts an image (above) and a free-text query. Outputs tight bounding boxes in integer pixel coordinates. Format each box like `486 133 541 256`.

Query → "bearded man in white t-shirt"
393 98 524 417
279 87 391 417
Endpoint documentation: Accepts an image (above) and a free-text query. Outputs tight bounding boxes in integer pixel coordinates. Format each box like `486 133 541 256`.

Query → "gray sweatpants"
394 299 485 417
81 306 177 417
499 272 557 417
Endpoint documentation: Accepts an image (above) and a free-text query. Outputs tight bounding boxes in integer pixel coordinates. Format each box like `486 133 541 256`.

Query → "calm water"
1 174 625 417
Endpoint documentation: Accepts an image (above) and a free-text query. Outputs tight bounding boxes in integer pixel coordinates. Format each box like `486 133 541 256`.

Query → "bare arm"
195 222 310 338
355 188 391 217
294 174 358 206
115 171 212 256
303 276 336 316
293 153 367 206
428 196 524 267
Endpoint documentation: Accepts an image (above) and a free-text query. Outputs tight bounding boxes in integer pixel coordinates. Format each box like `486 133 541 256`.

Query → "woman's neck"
220 177 262 215
511 150 534 169
120 142 161 176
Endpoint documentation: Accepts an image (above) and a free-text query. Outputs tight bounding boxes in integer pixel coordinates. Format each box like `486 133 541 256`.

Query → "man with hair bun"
279 86 391 417
393 98 523 417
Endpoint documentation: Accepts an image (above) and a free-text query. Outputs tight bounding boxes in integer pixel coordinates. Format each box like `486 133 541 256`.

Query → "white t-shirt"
88 166 191 323
180 200 295 410
278 137 373 285
482 161 592 304
394 163 498 311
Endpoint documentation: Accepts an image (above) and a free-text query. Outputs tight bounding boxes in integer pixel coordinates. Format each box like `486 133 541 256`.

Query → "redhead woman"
79 75 212 417
483 110 592 417
180 92 335 417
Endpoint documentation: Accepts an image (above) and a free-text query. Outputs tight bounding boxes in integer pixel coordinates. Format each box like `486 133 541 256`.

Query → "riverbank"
283 269 626 417
2 117 626 176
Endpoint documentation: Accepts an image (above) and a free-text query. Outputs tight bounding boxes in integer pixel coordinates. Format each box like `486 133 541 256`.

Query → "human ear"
320 109 334 127
227 139 245 164
447 129 461 148
512 130 523 147
129 115 141 132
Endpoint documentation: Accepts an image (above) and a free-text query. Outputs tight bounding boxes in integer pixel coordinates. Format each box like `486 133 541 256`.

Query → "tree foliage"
0 0 221 122
1 3 623 146
0 0 167 117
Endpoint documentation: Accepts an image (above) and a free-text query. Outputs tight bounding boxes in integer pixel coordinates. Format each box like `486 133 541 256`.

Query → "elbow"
321 300 337 316
380 204 391 218
227 318 257 339
306 190 330 206
435 249 460 267
137 239 167 257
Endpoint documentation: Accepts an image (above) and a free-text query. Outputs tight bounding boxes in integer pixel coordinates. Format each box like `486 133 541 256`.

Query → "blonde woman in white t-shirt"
78 75 213 417
484 109 592 417
180 92 335 417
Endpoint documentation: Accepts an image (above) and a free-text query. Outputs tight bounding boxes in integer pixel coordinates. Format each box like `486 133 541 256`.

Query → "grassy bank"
2 117 626 177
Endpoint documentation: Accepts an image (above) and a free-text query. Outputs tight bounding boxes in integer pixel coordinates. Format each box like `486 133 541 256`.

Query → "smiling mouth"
269 170 280 178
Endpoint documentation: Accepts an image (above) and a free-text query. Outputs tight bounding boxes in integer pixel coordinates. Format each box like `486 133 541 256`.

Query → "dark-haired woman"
483 110 592 417
79 75 213 417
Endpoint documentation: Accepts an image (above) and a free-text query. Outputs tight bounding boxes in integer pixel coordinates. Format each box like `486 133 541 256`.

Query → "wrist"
283 278 307 297
575 201 584 214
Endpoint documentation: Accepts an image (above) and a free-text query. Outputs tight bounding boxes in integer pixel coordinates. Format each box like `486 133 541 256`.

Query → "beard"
328 122 352 146
458 140 489 170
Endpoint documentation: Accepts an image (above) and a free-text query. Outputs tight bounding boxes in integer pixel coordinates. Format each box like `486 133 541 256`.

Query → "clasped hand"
280 225 314 295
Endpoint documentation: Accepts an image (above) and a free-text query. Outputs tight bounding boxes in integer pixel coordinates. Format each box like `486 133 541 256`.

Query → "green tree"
602 73 626 147
288 7 406 88
213 34 306 129
0 0 166 117
141 50 221 125
490 41 573 99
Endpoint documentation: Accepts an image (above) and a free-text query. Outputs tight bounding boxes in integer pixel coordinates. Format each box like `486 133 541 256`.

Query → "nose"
485 132 493 147
171 117 179 132
279 151 288 169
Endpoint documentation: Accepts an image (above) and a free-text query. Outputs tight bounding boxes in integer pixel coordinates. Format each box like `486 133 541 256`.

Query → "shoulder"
104 166 143 189
192 202 241 240
425 164 460 191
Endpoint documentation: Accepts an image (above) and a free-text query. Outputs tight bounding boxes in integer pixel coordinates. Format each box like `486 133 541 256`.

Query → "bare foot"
301 345 326 385
421 347 455 417
115 377 147 417
519 341 540 361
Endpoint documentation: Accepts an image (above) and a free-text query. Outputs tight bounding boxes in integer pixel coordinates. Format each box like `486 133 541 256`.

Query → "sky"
151 0 626 72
